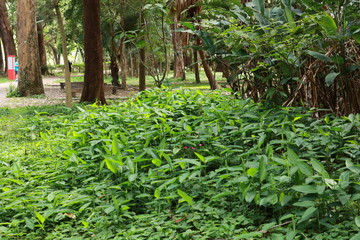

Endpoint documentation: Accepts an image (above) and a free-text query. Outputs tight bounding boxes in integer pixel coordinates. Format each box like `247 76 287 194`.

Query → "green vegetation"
1 89 359 239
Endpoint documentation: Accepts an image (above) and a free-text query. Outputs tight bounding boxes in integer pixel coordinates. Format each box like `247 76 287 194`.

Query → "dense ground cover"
0 89 359 239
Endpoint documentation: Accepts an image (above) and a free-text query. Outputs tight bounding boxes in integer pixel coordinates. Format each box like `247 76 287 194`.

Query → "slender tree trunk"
120 38 127 90
0 40 4 75
0 0 16 74
139 4 146 91
81 0 106 104
37 23 49 75
109 22 120 86
17 0 44 96
54 0 72 107
193 48 200 83
197 38 217 90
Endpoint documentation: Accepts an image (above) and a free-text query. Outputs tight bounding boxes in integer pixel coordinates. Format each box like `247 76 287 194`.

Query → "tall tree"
0 0 16 74
17 0 44 96
81 0 106 104
54 0 72 107
37 22 49 75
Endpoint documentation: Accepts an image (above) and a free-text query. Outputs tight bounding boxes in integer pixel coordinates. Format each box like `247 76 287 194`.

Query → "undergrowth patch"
0 89 359 239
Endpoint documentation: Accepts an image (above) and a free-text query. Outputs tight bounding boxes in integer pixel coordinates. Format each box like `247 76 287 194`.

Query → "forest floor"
0 76 136 108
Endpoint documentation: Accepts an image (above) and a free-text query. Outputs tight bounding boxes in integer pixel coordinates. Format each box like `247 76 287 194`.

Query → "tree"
54 0 72 107
17 0 44 96
0 0 16 74
80 0 106 104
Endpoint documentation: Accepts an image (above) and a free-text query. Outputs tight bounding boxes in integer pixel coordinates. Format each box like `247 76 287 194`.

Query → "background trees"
0 0 358 114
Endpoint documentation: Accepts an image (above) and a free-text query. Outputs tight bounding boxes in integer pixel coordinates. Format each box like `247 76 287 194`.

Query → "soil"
0 76 137 108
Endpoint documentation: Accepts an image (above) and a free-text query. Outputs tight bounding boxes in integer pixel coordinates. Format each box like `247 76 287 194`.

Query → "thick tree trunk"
0 0 16 74
81 0 106 104
37 23 49 75
17 0 44 96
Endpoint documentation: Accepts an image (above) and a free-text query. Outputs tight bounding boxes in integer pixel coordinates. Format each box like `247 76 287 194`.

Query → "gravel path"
0 76 135 108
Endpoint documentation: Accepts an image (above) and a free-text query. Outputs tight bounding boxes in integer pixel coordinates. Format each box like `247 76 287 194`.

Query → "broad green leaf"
355 216 360 228
247 168 258 177
177 189 193 206
287 148 299 164
2 178 25 185
310 159 329 178
306 50 333 62
299 207 317 222
350 233 360 240
259 155 267 183
297 161 313 176
292 185 318 194
194 152 205 162
317 13 337 35
293 200 315 207
325 72 340 86
152 158 162 167
35 211 46 224
236 232 263 238
154 188 161 199
253 0 265 14
25 217 34 230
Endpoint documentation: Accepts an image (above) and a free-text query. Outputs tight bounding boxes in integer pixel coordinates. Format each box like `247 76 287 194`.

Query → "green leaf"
299 207 317 223
292 185 318 194
236 232 263 238
306 50 333 62
152 158 162 167
310 159 329 178
325 72 340 86
177 189 193 206
259 155 267 183
355 216 360 228
154 188 161 199
350 233 360 240
35 211 46 224
194 152 205 162
297 161 313 176
247 168 258 177
317 13 337 35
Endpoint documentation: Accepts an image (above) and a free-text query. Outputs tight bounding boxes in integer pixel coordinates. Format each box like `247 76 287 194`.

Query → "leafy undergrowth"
1 89 360 239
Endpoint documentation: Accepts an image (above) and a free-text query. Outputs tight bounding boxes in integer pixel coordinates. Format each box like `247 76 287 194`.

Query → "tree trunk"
81 0 106 104
0 0 16 74
17 0 44 96
139 5 146 92
54 0 72 107
193 48 201 83
120 39 127 90
197 38 217 90
109 22 120 86
171 21 185 80
37 23 49 75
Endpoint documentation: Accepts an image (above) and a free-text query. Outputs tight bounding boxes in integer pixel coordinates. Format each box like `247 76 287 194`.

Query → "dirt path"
0 76 136 108
0 77 66 108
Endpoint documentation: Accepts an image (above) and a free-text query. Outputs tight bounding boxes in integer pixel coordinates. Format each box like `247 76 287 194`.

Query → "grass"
0 77 14 83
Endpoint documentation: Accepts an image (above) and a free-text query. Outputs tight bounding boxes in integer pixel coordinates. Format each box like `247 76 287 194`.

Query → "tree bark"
0 0 16 74
17 0 44 96
37 23 49 75
197 38 217 90
81 0 106 104
139 4 146 91
193 48 200 83
54 0 72 107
